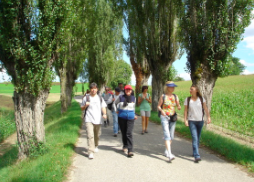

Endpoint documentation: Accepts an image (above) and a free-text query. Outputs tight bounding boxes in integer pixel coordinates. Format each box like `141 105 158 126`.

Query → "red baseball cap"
124 85 132 90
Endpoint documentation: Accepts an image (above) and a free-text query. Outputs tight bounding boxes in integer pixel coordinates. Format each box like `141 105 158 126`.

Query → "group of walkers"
81 81 211 162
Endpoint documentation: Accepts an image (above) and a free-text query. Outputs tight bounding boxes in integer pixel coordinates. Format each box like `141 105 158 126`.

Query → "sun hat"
165 81 177 87
124 85 132 90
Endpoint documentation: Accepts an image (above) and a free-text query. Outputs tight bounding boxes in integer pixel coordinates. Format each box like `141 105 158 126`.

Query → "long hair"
191 85 202 97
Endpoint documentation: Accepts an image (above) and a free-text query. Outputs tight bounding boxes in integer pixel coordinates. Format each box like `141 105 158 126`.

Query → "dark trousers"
118 117 135 153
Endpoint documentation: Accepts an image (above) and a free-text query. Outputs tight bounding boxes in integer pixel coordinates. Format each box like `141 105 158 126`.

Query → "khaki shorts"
140 110 151 117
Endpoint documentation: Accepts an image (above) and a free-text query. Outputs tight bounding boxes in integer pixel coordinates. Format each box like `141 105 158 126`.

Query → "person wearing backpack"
138 85 151 135
115 85 137 157
81 82 107 159
184 85 211 162
102 87 113 127
157 81 181 162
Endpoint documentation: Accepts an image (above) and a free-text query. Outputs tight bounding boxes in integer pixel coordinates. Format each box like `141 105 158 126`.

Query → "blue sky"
1 14 254 84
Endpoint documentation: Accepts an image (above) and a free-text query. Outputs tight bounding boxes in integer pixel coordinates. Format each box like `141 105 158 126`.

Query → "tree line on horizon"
0 0 252 159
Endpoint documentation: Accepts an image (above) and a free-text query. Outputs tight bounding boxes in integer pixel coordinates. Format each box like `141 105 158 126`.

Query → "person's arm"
176 95 181 110
157 95 166 116
138 94 143 105
102 107 107 119
106 94 113 104
203 102 211 124
184 105 188 126
146 96 152 103
81 97 89 111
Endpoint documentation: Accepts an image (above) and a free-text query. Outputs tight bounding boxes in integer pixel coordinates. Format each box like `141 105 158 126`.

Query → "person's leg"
126 119 135 154
106 107 111 125
160 115 173 158
112 111 118 135
196 121 204 157
140 110 146 134
118 117 128 149
188 121 199 159
85 122 95 155
145 111 150 132
93 124 101 148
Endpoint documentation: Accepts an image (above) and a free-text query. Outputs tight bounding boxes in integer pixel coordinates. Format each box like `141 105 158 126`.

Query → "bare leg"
141 116 145 134
145 117 149 132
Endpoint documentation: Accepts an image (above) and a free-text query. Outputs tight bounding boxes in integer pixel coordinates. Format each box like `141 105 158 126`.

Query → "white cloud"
241 69 254 75
243 36 254 52
0 72 11 83
179 73 191 81
244 18 254 37
240 59 254 67
131 71 135 85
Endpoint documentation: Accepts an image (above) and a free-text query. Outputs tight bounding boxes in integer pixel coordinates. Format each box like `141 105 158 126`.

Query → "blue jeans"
188 120 204 159
160 115 176 141
112 111 119 134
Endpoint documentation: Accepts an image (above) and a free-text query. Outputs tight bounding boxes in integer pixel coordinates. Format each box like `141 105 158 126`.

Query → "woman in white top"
184 85 211 162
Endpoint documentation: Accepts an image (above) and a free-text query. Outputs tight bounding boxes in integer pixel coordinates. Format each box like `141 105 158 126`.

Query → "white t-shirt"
81 94 107 124
184 97 206 121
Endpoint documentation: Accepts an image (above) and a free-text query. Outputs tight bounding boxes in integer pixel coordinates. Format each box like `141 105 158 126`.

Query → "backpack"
107 95 114 110
83 94 103 118
158 94 177 117
187 96 204 120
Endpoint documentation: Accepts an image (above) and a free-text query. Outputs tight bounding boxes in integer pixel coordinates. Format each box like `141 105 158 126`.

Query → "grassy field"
0 100 82 182
174 74 254 137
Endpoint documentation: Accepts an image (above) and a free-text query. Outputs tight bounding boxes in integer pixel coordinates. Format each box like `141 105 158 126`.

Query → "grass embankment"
0 95 16 143
0 100 82 182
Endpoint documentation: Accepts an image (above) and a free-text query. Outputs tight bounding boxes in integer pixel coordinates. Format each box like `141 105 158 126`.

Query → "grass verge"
0 108 16 143
0 99 82 182
136 107 254 173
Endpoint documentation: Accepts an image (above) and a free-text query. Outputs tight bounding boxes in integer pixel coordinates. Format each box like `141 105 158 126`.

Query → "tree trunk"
13 90 49 159
60 65 68 114
191 63 217 124
151 70 165 111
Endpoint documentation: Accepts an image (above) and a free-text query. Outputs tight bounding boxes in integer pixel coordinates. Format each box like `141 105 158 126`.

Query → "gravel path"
66 96 254 182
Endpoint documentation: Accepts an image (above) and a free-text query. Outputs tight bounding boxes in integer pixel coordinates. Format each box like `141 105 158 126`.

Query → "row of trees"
0 0 130 159
122 0 253 111
0 0 252 159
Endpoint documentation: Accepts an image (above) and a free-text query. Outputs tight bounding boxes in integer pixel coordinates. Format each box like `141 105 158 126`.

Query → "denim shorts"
140 110 151 117
160 115 176 140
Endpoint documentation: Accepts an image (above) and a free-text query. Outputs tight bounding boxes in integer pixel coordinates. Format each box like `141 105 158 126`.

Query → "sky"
1 13 254 85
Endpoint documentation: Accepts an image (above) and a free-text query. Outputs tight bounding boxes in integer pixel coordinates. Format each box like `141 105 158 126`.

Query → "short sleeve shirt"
162 94 178 116
184 97 206 121
81 95 107 124
139 93 151 111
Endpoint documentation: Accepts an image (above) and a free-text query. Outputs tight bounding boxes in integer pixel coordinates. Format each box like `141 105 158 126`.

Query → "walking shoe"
164 149 170 158
88 153 94 159
118 131 121 134
104 121 107 127
123 148 128 154
141 131 145 135
145 130 148 133
169 154 175 162
127 152 134 157
94 147 99 153
194 158 201 162
113 134 117 137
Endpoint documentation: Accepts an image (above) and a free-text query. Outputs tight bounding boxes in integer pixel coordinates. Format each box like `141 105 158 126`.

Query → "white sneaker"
164 150 169 157
94 147 99 153
169 154 175 162
88 153 94 159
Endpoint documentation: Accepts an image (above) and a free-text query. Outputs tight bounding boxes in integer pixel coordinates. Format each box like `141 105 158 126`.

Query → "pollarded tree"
54 0 85 113
85 0 123 92
0 0 64 159
126 0 183 111
181 0 254 112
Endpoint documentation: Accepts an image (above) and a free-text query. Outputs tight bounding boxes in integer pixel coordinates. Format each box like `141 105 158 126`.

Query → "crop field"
175 74 254 137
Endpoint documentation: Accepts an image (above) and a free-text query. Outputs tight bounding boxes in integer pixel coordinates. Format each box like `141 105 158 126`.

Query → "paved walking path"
67 96 254 182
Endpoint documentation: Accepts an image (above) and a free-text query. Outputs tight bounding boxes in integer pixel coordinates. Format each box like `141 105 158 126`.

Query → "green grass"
135 106 254 172
0 82 89 94
0 100 82 182
173 74 254 137
0 108 16 143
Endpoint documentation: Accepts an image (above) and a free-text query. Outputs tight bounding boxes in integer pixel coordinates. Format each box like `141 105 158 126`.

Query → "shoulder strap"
160 94 165 107
173 94 177 102
187 96 191 111
86 95 90 102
